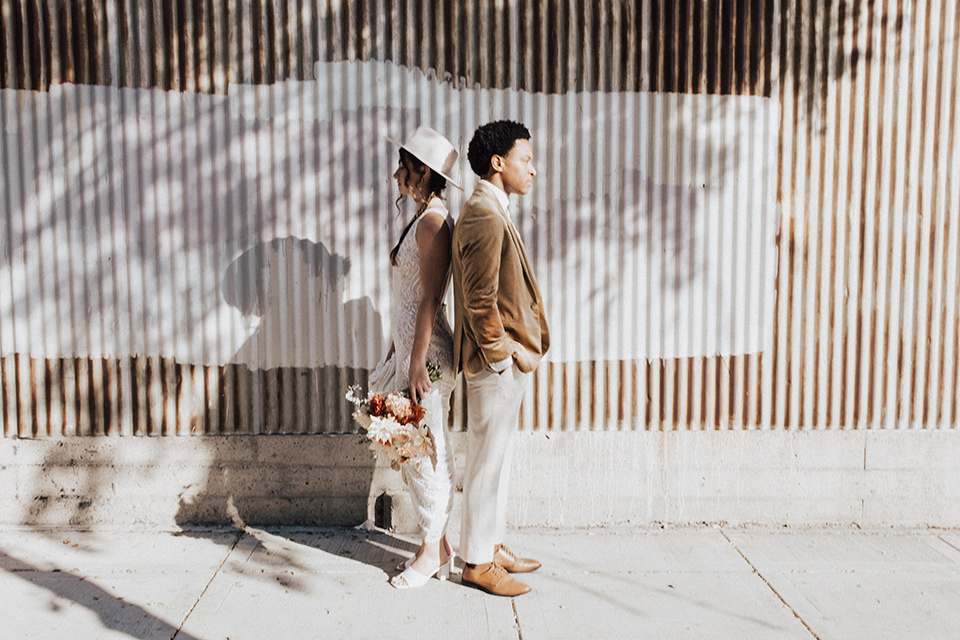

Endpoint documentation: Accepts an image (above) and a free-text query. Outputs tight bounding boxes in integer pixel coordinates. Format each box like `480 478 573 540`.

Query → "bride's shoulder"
422 198 449 218
419 202 452 233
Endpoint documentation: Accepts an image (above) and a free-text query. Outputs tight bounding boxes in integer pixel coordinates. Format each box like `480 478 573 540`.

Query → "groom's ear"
490 154 504 173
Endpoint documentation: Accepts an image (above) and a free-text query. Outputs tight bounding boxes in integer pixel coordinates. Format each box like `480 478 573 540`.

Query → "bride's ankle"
439 536 454 558
412 549 446 568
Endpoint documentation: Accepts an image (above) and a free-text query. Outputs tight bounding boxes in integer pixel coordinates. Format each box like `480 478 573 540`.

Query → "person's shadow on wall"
175 237 385 527
224 237 381 371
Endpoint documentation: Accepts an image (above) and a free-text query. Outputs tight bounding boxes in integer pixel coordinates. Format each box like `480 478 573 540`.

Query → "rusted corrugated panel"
2 1 777 96
0 1 958 437
0 354 368 437
774 0 960 430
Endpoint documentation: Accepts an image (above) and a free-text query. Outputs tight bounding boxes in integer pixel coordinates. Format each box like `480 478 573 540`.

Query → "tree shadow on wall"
175 237 383 528
0 84 415 370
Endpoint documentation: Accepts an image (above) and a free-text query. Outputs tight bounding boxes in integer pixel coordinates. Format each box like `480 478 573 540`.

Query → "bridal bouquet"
345 362 442 466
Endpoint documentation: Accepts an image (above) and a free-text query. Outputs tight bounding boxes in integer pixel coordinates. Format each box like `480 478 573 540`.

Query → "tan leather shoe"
494 543 541 573
461 562 531 596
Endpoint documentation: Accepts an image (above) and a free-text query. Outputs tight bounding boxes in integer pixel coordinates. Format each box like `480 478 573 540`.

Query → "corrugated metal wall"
1 1 957 437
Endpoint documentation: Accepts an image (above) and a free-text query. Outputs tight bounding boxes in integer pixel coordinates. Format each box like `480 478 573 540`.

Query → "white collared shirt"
478 179 515 373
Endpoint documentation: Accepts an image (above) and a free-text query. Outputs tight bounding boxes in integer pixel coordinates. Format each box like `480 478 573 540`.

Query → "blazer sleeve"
457 211 514 365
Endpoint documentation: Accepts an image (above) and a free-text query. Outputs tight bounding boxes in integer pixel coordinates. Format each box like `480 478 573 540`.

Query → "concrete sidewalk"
2 526 959 639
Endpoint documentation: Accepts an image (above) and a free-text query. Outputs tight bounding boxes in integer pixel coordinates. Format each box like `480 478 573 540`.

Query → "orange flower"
368 394 386 417
406 404 426 425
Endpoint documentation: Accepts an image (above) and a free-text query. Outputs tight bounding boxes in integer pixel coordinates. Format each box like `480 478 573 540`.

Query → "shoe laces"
495 544 516 563
488 561 510 581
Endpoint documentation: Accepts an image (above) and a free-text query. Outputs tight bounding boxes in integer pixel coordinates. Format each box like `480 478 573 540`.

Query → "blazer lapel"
476 182 530 262
474 182 538 293
509 222 542 299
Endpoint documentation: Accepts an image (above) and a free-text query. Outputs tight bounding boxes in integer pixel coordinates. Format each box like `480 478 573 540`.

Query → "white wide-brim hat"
386 126 462 190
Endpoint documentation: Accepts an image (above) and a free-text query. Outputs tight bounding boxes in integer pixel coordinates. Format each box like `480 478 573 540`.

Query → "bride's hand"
408 360 432 404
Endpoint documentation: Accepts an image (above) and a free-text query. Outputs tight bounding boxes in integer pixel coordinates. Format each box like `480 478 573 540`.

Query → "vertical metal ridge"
844 0 865 428
947 0 960 427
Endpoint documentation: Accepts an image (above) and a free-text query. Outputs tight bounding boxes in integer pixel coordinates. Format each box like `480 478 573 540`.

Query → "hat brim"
385 135 463 190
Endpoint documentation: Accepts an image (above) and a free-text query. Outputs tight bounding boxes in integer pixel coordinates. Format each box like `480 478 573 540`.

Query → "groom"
452 121 550 596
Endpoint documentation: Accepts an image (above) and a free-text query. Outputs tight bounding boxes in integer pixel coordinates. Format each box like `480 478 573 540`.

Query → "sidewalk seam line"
511 599 523 640
171 528 245 640
938 534 960 555
718 527 821 640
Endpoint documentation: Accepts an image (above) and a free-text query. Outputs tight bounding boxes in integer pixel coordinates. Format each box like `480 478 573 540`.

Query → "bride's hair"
390 148 447 266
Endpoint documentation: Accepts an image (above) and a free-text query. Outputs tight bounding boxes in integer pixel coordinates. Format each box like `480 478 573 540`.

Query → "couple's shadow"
236 526 465 585
223 236 383 370
178 235 468 584
176 236 384 524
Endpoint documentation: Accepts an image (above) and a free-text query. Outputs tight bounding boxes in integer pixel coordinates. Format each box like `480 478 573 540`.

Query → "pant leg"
494 437 517 544
460 364 528 565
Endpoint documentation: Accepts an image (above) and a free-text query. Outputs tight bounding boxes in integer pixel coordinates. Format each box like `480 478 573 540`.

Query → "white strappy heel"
390 554 454 589
396 550 455 572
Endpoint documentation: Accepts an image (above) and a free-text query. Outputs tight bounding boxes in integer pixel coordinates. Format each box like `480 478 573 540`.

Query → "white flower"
365 416 395 445
352 410 372 430
410 425 426 448
345 385 368 406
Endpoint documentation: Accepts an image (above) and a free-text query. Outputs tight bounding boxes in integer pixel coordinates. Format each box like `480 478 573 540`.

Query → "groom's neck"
482 173 512 195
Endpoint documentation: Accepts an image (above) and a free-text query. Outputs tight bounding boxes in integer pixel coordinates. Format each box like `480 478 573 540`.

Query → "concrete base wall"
2 430 959 529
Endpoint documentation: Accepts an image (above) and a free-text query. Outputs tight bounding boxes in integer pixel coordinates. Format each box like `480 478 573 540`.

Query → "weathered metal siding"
1 1 777 94
0 1 957 437
775 0 960 430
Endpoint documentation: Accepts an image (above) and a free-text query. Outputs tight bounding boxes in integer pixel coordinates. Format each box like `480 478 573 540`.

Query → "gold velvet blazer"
451 181 550 378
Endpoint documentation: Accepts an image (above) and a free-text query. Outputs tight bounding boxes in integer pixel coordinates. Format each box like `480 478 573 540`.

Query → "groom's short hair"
467 120 531 177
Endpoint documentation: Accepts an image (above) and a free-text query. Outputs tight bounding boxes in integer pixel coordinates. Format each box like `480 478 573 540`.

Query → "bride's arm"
409 211 452 403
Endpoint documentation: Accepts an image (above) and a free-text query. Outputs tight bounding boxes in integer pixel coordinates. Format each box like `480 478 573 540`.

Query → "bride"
370 126 460 589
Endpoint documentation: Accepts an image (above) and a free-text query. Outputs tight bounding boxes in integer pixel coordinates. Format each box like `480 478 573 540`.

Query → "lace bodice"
388 204 455 393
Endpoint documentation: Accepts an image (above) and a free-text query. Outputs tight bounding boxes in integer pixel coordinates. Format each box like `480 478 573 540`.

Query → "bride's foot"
390 551 452 589
396 535 456 573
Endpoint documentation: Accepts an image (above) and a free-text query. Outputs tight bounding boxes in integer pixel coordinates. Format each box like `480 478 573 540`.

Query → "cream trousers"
459 363 528 565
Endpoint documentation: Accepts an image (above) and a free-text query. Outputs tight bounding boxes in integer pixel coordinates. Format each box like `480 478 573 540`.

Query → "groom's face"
495 138 536 196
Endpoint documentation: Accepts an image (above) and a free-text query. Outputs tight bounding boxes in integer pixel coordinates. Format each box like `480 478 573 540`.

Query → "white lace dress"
368 204 456 543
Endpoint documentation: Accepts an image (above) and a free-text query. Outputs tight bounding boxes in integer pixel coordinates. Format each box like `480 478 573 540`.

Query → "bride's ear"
418 166 433 191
